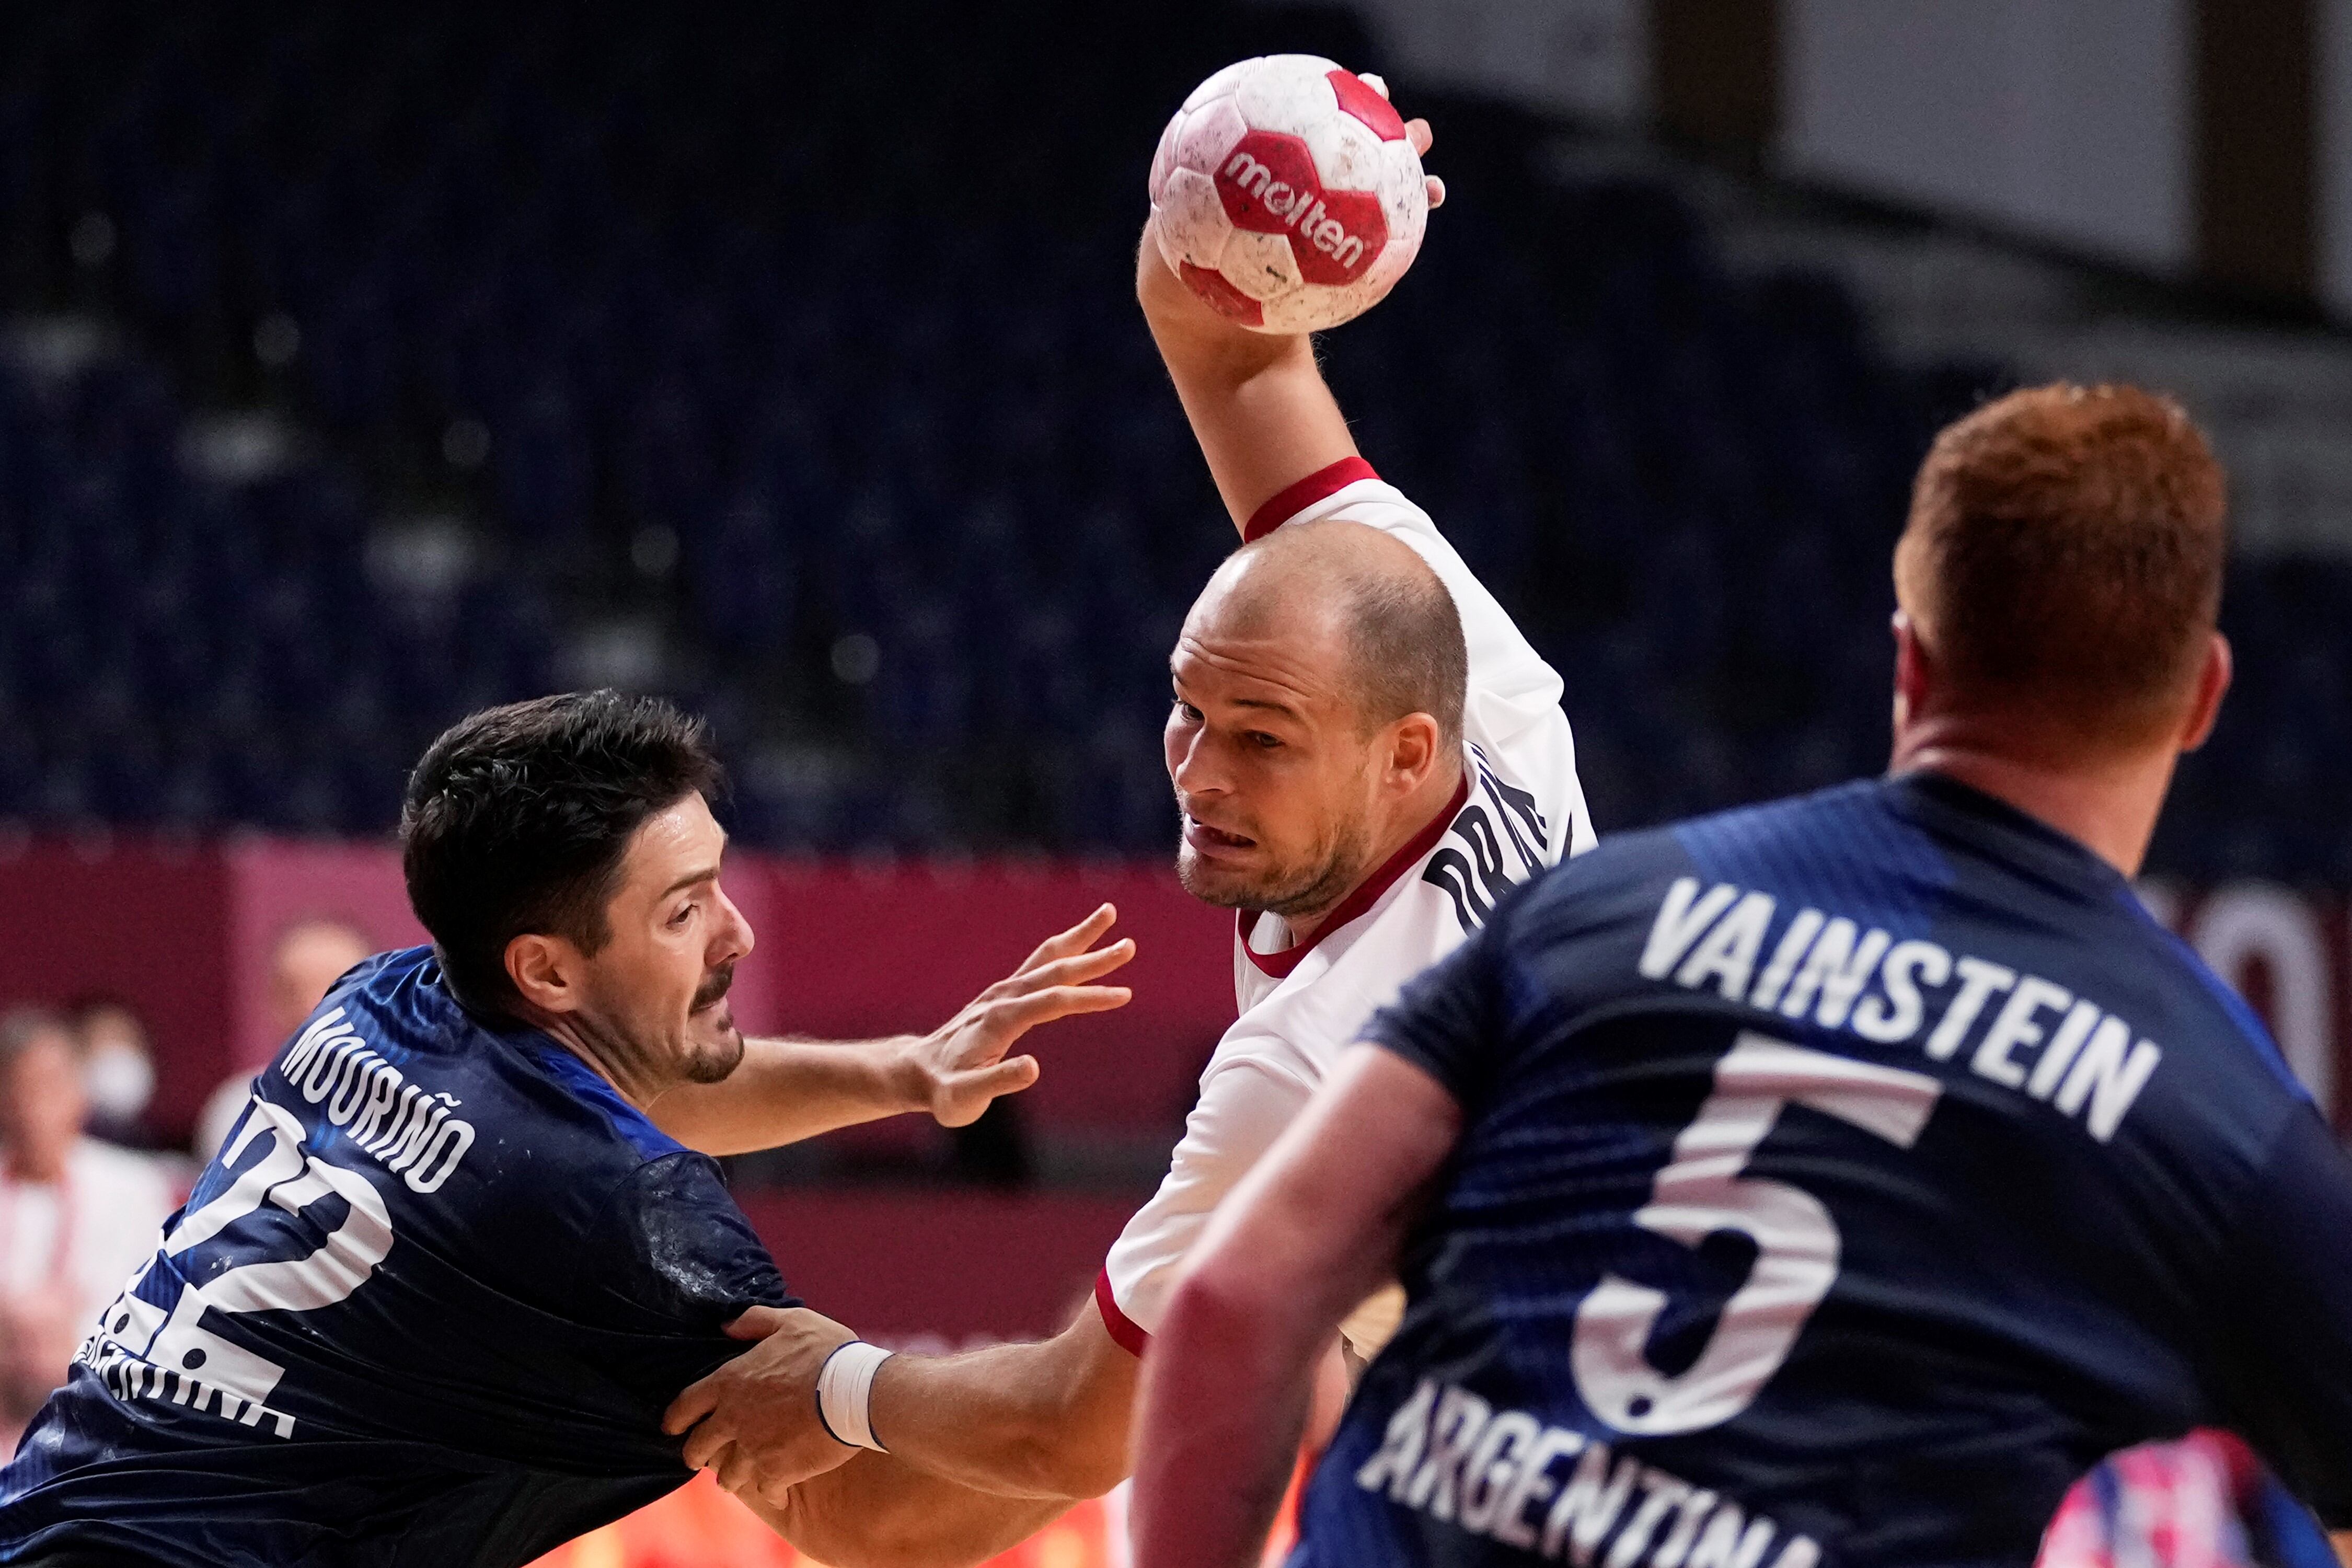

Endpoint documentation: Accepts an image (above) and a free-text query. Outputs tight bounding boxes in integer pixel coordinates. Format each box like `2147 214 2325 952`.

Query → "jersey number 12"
1571 1032 1942 1436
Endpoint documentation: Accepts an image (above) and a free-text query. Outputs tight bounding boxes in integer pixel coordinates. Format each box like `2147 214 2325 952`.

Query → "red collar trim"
1239 772 1472 979
1241 456 1380 543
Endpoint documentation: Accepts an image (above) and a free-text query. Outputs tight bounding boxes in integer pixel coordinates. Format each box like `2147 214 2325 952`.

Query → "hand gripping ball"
1149 55 1429 333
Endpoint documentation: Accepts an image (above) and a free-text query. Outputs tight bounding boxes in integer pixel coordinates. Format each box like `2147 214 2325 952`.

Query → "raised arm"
1137 115 1442 534
647 906 1133 1155
1129 1043 1463 1568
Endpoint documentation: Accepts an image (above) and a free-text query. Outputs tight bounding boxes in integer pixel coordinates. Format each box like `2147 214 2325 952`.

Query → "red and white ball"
1149 55 1428 334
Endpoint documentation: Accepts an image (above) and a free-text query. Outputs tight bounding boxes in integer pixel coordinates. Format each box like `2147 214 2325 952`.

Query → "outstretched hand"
907 903 1135 1128
665 1306 860 1501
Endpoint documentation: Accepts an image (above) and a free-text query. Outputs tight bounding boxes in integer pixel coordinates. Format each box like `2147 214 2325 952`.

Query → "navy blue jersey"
1305 774 2352 1568
0 946 794 1568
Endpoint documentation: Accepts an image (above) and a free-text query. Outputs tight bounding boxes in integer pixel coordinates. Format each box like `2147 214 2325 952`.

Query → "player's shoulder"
515 1038 696 1167
326 944 479 1064
1518 774 1989 948
1244 457 1425 541
1663 776 1932 888
1496 801 1735 933
2111 898 2315 1117
1862 776 2305 1092
325 943 426 1018
1463 781 1924 997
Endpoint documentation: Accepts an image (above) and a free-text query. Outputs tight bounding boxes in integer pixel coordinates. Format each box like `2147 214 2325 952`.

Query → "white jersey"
1097 458 1595 1360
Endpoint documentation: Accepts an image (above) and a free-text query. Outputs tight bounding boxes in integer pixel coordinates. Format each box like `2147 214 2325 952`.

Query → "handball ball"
1149 55 1428 333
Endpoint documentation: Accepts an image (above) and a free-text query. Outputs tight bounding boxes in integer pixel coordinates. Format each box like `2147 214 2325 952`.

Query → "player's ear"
1890 610 1930 734
505 933 582 1017
2177 631 2232 753
1386 712 1443 790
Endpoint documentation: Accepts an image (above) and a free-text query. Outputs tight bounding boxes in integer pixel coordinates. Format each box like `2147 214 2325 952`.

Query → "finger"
716 1446 760 1497
970 1055 1041 1097
1406 117 1433 157
1016 904 1119 972
1427 175 1446 210
682 1420 730 1472
724 1305 790 1342
937 1057 1041 1125
985 985 1134 1040
1021 903 1116 969
997 939 1137 997
1359 72 1390 100
664 1378 721 1436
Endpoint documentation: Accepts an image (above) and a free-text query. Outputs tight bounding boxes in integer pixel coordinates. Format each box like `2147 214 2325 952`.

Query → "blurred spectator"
68 997 158 1149
2039 1432 2336 1568
192 918 375 1159
0 1008 174 1446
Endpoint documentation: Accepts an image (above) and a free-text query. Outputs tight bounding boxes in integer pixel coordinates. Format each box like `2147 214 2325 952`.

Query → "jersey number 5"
1571 1032 1941 1436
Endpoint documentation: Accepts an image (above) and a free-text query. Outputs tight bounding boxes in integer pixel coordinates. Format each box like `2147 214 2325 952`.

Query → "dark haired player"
1133 386 2352 1568
0 691 1131 1567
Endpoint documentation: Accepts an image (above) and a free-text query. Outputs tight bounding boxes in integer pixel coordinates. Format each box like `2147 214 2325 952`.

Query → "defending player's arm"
665 1051 1312 1514
647 905 1134 1155
1130 1043 1463 1568
662 1302 1136 1568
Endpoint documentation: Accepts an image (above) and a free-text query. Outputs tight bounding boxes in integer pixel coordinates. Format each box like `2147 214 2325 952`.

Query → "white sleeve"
1249 458 1593 858
1098 1052 1315 1348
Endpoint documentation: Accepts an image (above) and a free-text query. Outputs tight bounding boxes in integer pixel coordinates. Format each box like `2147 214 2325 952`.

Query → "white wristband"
815 1340 894 1452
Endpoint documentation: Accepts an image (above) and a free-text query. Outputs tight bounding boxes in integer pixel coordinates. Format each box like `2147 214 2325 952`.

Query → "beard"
1174 809 1373 922
681 1025 745 1085
680 963 745 1085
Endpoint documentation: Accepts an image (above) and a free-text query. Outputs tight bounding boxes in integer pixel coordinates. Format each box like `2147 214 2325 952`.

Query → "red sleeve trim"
1094 1267 1150 1358
1241 457 1380 543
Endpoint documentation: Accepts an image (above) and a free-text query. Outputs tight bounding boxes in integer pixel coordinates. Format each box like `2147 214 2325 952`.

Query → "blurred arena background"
2 1 2350 1563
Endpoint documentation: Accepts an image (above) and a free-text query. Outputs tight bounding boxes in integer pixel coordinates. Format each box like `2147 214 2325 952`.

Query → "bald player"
663 101 1596 1564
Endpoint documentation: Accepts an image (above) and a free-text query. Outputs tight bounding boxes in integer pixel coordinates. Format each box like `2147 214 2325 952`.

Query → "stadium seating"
1 1 2344 879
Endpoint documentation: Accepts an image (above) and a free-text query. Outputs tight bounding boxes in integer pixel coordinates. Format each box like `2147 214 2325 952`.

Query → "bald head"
1191 518 1467 743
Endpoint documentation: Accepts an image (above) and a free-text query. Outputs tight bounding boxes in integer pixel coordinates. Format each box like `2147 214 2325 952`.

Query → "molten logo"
1215 130 1387 287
